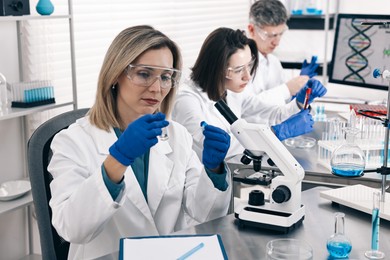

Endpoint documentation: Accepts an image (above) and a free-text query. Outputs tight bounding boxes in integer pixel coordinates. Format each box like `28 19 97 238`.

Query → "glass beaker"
365 191 385 259
330 127 365 177
326 212 352 258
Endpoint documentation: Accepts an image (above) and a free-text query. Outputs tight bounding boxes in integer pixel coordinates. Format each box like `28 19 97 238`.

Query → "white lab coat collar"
258 51 268 66
88 121 175 224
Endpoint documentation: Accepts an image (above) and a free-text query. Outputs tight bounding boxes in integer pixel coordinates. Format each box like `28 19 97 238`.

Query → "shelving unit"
287 14 335 30
281 1 339 82
0 0 77 258
0 192 33 215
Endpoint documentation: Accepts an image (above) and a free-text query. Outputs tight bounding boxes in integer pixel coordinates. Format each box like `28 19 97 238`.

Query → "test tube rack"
10 80 55 108
317 139 388 171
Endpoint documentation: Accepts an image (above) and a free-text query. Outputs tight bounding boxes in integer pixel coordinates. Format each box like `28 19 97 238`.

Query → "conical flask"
330 127 365 177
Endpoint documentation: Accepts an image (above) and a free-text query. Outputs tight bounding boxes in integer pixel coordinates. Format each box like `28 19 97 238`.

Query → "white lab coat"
247 52 291 105
172 79 300 160
48 116 231 260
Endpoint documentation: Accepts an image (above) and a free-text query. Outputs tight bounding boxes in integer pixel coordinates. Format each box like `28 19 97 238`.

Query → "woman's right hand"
272 109 314 141
109 112 169 166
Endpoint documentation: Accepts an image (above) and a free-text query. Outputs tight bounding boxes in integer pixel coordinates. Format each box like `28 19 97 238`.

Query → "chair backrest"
27 108 89 260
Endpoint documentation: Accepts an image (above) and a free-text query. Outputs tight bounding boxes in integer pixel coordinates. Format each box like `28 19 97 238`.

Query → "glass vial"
327 212 352 259
159 127 169 141
330 127 365 177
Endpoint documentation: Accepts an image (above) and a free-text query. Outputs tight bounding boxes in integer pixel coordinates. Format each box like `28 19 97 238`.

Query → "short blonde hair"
89 25 182 131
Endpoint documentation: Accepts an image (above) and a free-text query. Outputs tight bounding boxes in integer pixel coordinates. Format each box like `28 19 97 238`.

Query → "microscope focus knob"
248 190 265 206
272 185 291 203
240 154 251 165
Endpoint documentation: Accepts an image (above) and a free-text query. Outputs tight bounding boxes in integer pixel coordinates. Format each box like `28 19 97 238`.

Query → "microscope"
215 100 305 233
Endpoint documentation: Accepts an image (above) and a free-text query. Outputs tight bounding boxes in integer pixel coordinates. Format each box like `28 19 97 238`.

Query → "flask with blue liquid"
330 127 365 177
327 212 352 258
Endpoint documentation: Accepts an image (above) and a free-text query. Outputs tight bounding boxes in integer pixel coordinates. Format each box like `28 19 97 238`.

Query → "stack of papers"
119 234 227 260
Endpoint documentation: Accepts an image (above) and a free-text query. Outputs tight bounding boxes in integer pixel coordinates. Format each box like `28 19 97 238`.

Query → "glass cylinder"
0 72 7 110
365 191 385 259
327 212 352 258
330 127 365 177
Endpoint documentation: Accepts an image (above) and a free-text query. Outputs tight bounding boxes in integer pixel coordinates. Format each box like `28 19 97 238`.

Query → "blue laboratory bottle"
330 127 365 177
327 212 352 259
291 0 303 15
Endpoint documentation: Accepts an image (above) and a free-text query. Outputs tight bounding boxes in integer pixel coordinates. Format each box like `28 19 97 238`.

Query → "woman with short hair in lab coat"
48 25 231 259
172 27 326 161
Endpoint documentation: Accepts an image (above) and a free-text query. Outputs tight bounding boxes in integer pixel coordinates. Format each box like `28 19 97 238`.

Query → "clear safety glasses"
226 59 255 79
126 64 182 89
255 26 288 41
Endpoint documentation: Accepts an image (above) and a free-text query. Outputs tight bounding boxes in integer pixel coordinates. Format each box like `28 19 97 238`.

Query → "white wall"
0 0 389 258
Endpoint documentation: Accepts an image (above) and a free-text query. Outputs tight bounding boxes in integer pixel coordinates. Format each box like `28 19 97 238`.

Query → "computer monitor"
329 14 390 91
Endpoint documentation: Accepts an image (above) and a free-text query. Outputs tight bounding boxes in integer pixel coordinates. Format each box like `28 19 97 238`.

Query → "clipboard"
119 233 228 260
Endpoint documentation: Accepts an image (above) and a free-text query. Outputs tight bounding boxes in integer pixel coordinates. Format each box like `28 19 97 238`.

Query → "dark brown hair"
190 28 258 101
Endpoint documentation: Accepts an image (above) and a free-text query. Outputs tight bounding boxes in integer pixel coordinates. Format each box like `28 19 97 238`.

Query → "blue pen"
177 242 205 260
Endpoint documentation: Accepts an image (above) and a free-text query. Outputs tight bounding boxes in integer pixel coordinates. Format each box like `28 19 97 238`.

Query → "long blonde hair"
89 25 182 131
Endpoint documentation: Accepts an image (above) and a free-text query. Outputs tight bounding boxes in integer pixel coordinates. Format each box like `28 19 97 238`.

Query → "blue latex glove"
109 112 168 166
272 110 314 141
296 78 327 105
300 56 319 78
202 122 231 170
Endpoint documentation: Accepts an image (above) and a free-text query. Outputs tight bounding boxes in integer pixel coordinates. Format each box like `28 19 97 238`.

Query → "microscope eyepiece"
214 100 238 125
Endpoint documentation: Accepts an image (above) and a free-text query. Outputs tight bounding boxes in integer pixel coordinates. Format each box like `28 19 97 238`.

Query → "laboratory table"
174 186 390 260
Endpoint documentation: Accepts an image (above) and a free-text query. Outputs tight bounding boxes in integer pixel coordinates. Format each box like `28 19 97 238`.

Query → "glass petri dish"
284 136 316 149
266 238 313 260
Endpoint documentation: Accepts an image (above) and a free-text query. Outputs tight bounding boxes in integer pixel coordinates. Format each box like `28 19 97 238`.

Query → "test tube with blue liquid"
365 191 385 259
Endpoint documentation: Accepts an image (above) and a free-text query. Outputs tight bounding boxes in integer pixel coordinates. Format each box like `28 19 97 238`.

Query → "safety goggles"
126 64 182 89
255 26 288 41
226 59 256 79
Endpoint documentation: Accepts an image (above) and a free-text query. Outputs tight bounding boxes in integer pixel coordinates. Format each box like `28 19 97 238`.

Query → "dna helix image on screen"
329 14 390 90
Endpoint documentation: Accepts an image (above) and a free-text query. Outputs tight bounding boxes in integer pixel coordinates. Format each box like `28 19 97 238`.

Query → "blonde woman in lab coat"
172 28 326 161
48 25 231 259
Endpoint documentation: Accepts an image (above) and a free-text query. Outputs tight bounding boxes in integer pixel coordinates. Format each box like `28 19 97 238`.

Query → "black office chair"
27 108 89 260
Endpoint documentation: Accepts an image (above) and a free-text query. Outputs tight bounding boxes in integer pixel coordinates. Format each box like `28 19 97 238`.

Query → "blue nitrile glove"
109 112 168 166
300 56 319 78
272 110 314 141
296 78 327 105
202 122 231 170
